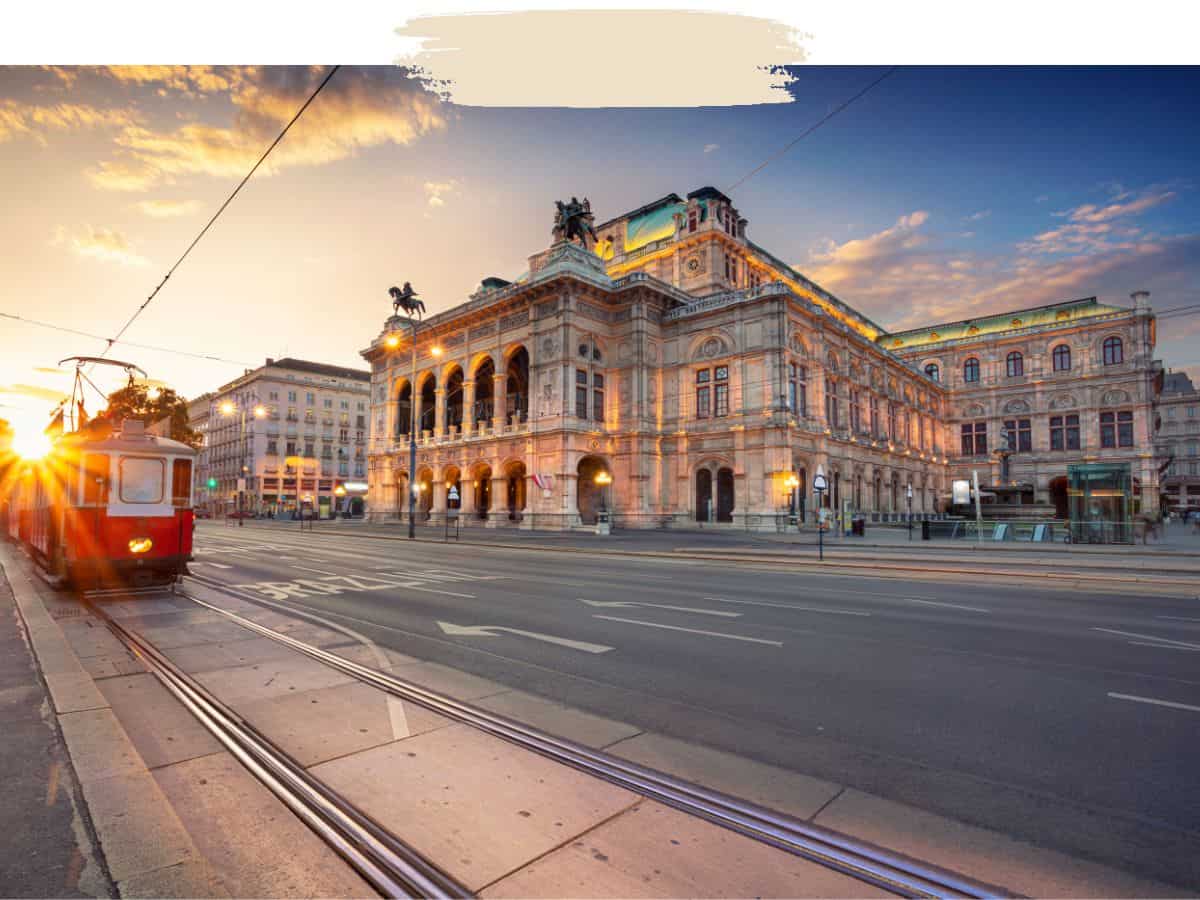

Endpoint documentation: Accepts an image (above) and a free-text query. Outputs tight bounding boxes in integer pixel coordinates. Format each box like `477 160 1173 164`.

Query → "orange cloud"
88 67 448 192
0 99 137 144
135 198 201 218
55 225 149 266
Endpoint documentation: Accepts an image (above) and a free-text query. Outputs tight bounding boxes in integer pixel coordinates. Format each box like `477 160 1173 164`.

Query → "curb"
216 523 1200 594
0 544 228 899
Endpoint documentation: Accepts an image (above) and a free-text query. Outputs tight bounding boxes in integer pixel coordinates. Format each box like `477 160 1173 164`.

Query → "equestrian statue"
552 196 598 249
389 282 425 317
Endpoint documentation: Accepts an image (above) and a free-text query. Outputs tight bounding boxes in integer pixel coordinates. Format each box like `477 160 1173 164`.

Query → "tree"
90 384 201 448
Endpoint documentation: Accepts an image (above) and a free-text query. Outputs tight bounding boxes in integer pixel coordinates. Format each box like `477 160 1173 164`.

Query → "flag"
44 407 64 438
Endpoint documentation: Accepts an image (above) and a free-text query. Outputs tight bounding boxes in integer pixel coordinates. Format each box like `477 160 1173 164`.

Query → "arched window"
1103 336 1124 366
924 363 940 382
963 358 980 383
1006 351 1024 378
1052 344 1071 372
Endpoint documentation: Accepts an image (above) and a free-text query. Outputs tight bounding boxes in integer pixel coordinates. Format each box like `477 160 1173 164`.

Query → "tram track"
82 587 471 900
175 572 1006 899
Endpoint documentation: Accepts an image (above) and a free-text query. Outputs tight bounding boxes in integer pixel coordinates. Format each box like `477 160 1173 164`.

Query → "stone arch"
576 455 611 525
393 378 413 437
1003 397 1031 414
788 331 810 358
444 364 465 432
826 350 840 373
473 357 496 426
441 464 462 511
469 460 493 519
416 372 437 432
1101 389 1131 407
964 402 987 418
688 330 734 362
505 344 530 423
415 466 434 520
501 458 527 520
1049 393 1077 410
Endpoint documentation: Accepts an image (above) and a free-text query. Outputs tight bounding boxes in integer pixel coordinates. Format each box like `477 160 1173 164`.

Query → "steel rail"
85 596 470 900
181 575 1007 899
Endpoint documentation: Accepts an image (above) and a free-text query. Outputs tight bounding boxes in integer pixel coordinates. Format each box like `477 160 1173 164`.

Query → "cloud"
135 199 201 218
102 66 250 97
703 143 719 154
54 225 149 266
1063 190 1175 224
799 207 1200 343
1021 189 1176 256
965 210 990 222
0 383 71 404
423 179 459 208
0 99 137 144
87 66 448 191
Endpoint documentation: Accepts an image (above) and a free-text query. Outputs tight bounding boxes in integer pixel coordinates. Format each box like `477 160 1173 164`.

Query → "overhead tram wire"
0 312 254 367
724 67 898 195
96 64 341 363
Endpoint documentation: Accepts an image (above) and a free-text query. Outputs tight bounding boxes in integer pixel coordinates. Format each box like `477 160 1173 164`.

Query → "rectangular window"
1002 418 1032 453
269 391 279 402
850 390 861 432
576 387 588 418
119 456 165 504
961 421 987 456
592 373 604 422
171 459 192 507
82 453 110 505
288 391 297 402
306 392 315 404
1100 410 1134 448
696 386 710 418
714 383 729 417
870 396 879 435
324 398 332 408
825 379 838 428
888 401 897 440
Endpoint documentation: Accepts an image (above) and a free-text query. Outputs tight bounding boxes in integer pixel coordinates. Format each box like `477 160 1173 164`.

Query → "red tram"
7 419 197 588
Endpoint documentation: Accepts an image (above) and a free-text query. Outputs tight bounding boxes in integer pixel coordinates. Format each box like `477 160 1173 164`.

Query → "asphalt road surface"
189 523 1200 888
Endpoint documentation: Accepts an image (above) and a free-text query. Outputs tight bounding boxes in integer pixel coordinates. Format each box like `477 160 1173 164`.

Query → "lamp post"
906 481 914 540
784 472 799 527
813 465 828 561
333 483 346 519
594 470 612 514
220 397 266 527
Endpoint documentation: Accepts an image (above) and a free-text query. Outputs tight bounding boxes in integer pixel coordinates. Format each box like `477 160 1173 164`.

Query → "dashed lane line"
909 599 990 614
704 597 870 616
1108 692 1200 713
1092 627 1200 651
592 615 784 646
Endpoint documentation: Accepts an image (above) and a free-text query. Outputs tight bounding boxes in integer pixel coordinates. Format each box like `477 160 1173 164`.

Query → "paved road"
190 523 1200 888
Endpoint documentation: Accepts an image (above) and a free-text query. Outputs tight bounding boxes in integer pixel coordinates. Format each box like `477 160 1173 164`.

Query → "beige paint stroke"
396 10 806 107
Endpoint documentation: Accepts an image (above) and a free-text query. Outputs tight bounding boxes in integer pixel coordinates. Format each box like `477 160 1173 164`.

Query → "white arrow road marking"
706 597 870 616
1108 693 1200 713
436 621 613 654
1092 627 1200 651
578 598 740 617
194 561 233 570
909 599 990 613
592 615 783 646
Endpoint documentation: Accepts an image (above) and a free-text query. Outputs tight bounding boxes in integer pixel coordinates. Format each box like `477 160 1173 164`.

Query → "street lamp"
594 470 612 516
784 472 800 523
333 483 346 519
219 396 266 527
906 481 914 540
812 466 828 561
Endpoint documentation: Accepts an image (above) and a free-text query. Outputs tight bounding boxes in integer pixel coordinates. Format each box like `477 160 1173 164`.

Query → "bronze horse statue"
553 197 598 248
389 282 425 316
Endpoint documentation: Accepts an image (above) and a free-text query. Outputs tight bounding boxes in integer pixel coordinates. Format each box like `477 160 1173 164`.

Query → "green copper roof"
882 297 1130 350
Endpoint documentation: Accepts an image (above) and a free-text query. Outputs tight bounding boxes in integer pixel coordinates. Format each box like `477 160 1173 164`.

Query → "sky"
2 62 1199 444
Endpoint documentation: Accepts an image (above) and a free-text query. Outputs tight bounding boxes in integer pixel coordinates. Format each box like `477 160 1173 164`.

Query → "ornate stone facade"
361 187 1163 528
1156 371 1200 514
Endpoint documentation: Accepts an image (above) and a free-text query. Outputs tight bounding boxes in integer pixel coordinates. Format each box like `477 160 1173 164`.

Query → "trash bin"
851 516 865 537
921 519 931 541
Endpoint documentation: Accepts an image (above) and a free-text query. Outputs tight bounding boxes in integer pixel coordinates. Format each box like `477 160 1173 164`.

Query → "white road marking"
706 597 870 616
908 599 990 613
1155 615 1200 623
1128 641 1200 652
592 615 783 646
436 621 613 654
1092 627 1200 651
578 598 740 617
399 585 476 599
1108 693 1200 713
291 565 341 576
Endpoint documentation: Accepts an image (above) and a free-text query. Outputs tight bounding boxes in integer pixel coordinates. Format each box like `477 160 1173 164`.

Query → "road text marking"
592 615 783 646
1108 693 1200 714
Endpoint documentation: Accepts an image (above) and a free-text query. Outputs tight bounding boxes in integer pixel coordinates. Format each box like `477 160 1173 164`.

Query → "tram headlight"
128 538 153 554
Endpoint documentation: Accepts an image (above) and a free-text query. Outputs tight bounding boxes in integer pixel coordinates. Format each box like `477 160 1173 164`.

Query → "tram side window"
82 454 110 505
171 459 193 507
119 457 165 504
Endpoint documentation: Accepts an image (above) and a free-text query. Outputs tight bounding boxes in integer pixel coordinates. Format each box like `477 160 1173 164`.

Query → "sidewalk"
0 560 112 898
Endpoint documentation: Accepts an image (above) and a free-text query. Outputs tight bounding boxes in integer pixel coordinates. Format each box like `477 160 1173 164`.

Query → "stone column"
492 373 507 430
463 380 476 436
431 476 446 519
488 474 507 527
434 387 447 439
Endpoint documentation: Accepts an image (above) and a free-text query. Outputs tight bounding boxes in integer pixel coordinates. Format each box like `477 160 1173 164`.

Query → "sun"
11 429 52 460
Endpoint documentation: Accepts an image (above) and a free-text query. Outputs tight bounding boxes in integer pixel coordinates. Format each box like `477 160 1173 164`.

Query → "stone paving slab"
237 679 454 767
475 688 643 749
153 752 376 899
79 648 147 680
386 657 513 701
133 618 260 651
98 672 223 770
605 731 844 821
814 788 1189 898
483 799 891 898
58 616 129 659
166 634 306 674
312 721 641 891
118 857 230 899
56 708 146 784
191 652 357 704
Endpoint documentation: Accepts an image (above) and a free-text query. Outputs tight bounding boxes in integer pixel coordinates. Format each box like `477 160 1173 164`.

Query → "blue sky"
1 65 1198 437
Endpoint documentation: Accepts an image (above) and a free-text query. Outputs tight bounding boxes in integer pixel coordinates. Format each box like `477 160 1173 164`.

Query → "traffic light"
206 477 218 489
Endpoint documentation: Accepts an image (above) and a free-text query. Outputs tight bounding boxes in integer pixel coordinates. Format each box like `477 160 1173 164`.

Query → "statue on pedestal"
552 196 598 249
389 282 425 317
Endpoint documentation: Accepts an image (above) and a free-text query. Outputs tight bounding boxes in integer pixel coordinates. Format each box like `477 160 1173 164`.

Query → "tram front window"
119 456 165 504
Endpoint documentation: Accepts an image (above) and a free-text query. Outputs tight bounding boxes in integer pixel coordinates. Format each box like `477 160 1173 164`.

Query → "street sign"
236 477 246 492
952 479 971 505
447 485 460 501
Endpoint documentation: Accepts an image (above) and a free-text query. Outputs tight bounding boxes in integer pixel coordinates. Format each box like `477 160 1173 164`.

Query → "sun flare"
11 429 52 460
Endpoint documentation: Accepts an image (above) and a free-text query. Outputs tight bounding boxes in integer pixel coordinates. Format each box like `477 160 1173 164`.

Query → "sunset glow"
11 428 52 460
